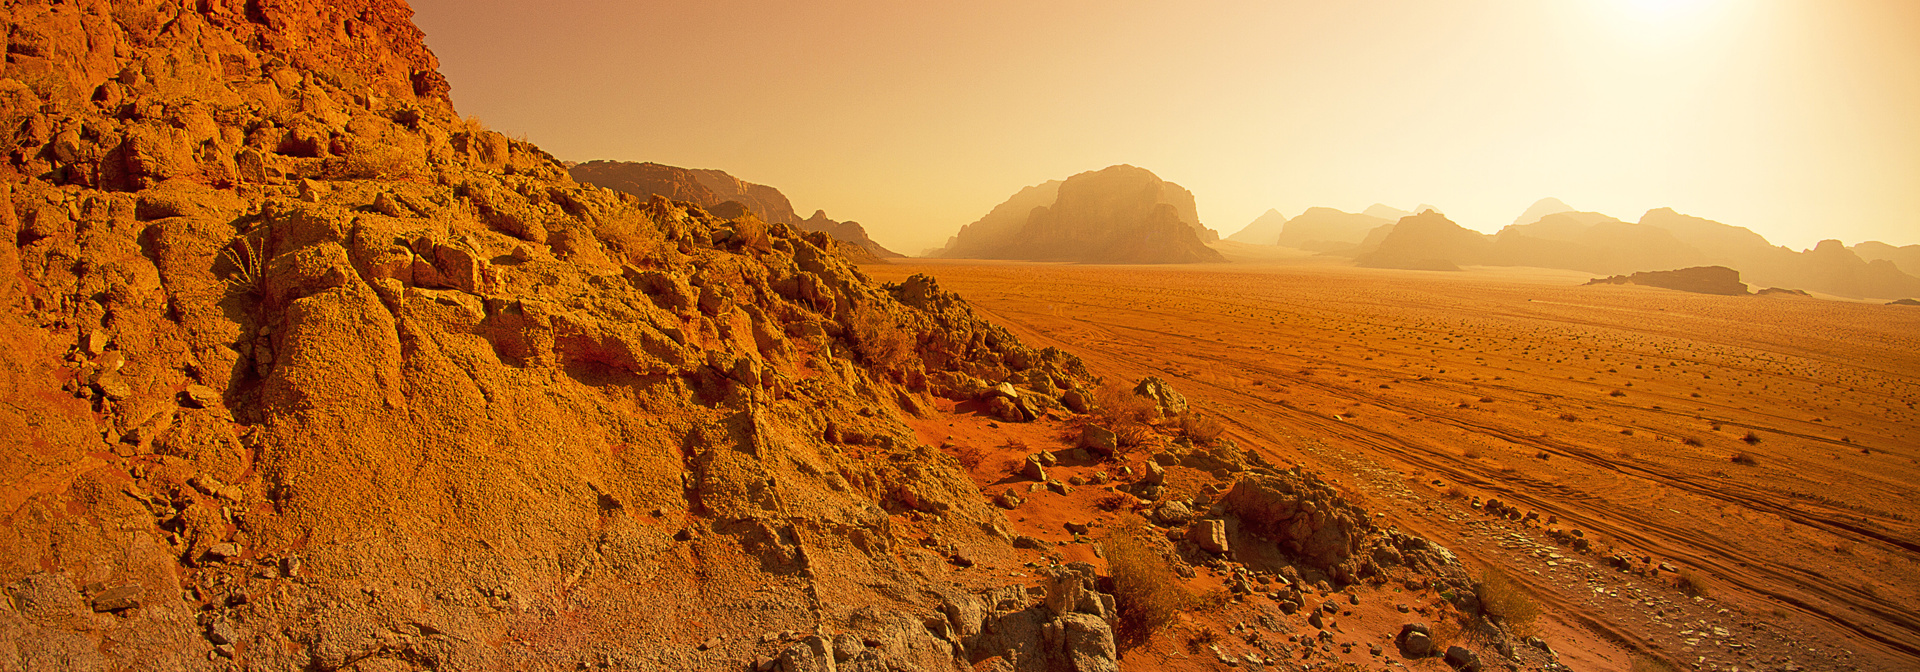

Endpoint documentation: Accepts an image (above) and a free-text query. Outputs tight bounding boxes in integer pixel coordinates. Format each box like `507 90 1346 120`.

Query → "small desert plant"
1476 565 1540 633
1677 570 1710 598
1478 396 1494 403
952 445 985 471
731 216 773 253
1177 412 1224 445
1682 437 1705 447
1462 448 1482 459
1114 424 1157 452
1730 452 1758 466
1741 431 1761 445
1093 383 1157 425
1445 485 1466 499
1004 437 1028 452
1609 389 1627 397
219 234 268 297
1184 626 1218 653
847 303 912 371
1558 413 1579 422
1103 519 1194 649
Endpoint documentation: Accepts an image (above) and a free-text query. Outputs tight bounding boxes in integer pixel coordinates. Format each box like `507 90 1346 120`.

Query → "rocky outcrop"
1584 266 1751 296
937 165 1224 264
0 1 1095 669
1852 241 1920 278
1356 211 1489 271
570 160 903 261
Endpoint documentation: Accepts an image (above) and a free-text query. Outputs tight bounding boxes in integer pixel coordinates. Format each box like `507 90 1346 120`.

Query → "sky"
409 0 1920 255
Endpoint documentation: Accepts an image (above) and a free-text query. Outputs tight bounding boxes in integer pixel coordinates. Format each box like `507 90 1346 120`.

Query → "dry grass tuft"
951 445 985 471
1104 519 1194 650
848 303 913 371
1682 436 1705 447
1476 565 1539 634
1558 413 1579 422
1177 412 1224 445
1730 452 1758 466
1093 384 1157 425
1741 431 1761 445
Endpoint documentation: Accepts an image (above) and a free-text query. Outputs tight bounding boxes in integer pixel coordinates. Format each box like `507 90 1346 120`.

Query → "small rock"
698 636 722 651
1012 535 1046 550
181 385 220 408
207 621 238 646
1023 456 1048 482
90 584 142 612
1141 461 1165 485
996 491 1024 509
1307 610 1325 629
1152 500 1193 526
204 543 241 562
1445 645 1479 669
1064 521 1091 535
1046 480 1072 495
1189 519 1230 554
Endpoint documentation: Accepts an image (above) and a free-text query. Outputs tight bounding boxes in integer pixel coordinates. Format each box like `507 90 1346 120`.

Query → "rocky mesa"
937 165 1226 264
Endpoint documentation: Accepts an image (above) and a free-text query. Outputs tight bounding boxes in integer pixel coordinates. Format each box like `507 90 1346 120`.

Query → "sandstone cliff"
0 2 1115 668
1355 210 1490 271
937 165 1224 264
569 160 903 262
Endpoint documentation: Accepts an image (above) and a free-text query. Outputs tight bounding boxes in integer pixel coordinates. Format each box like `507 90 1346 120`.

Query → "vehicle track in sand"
873 261 1920 670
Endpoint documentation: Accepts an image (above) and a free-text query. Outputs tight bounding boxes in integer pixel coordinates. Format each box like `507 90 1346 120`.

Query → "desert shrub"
1005 437 1028 452
1677 571 1710 598
1445 485 1466 499
1741 431 1761 445
952 445 985 471
1103 519 1194 649
1630 655 1682 672
1609 389 1627 397
1093 384 1157 425
1478 396 1494 403
1476 566 1539 633
1184 626 1218 653
1177 412 1224 445
731 216 773 253
848 303 913 371
1558 413 1579 422
1730 452 1758 466
1682 437 1705 447
1114 424 1157 452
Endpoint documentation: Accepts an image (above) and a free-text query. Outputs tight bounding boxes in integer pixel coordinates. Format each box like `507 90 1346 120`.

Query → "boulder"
1152 500 1193 526
1079 425 1118 456
1189 519 1230 554
1445 645 1479 670
1132 376 1188 417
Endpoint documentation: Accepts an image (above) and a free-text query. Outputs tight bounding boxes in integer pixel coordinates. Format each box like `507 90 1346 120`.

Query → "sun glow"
1618 0 1718 21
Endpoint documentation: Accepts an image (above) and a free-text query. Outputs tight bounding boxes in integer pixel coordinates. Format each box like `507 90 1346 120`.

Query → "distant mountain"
1275 207 1392 252
1584 266 1750 296
1852 241 1920 277
1356 211 1491 271
1490 212 1706 276
1227 208 1289 244
937 165 1225 263
570 160 902 260
1362 203 1414 221
1335 203 1920 299
1413 204 1445 216
1512 197 1576 226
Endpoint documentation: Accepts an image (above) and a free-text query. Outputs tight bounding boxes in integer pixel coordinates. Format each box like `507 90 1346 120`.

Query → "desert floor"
870 259 1920 671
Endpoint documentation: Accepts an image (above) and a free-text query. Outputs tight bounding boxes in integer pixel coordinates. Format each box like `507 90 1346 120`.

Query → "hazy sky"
409 0 1919 255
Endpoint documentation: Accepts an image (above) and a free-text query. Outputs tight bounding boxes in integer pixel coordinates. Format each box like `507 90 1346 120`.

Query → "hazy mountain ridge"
937 165 1225 263
1330 201 1920 299
1226 207 1289 244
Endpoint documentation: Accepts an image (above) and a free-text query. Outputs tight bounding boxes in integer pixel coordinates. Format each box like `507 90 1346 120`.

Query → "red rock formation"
570 160 902 260
938 165 1224 264
1584 266 1751 296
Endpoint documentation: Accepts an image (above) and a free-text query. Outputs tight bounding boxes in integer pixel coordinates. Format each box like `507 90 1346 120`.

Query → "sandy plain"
870 258 1920 671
